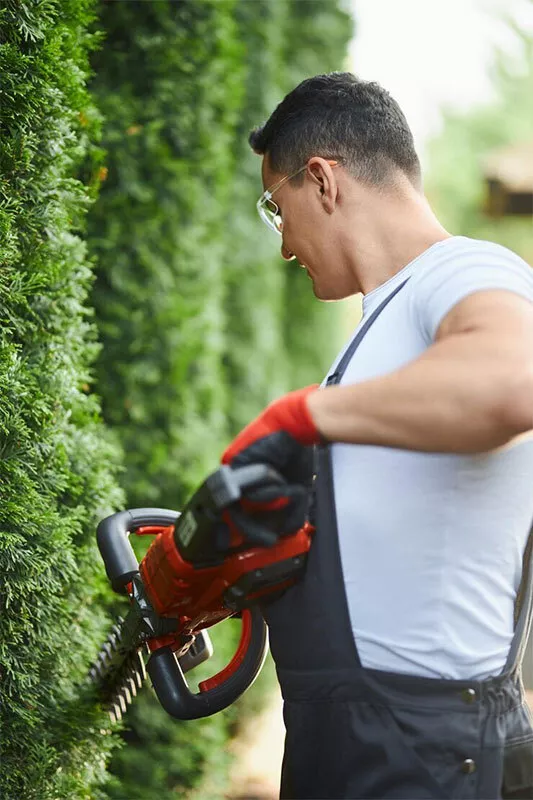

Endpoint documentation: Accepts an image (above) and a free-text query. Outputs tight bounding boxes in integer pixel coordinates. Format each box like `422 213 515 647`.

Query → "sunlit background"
351 0 533 164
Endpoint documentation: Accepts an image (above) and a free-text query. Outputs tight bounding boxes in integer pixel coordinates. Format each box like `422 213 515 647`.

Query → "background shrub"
88 1 353 798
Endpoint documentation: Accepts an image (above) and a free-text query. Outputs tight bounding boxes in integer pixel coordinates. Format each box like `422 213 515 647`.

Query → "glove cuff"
222 384 321 466
278 385 321 445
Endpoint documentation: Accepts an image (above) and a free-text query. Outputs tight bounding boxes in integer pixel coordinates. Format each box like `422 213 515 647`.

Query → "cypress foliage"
88 6 252 797
87 1 353 797
226 0 355 412
89 1 245 509
0 2 123 799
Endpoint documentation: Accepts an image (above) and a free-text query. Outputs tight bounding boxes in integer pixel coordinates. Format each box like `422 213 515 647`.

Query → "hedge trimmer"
89 463 313 722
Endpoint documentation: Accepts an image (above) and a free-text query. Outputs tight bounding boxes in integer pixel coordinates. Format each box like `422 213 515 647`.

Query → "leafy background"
0 1 352 798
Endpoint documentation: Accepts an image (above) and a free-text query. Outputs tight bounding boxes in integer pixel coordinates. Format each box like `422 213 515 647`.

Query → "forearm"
307 334 533 453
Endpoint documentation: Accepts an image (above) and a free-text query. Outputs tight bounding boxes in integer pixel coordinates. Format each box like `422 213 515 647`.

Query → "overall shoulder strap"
504 524 533 674
323 273 533 678
326 278 410 387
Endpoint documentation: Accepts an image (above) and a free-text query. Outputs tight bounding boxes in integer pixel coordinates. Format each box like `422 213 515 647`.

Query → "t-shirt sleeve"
410 240 533 343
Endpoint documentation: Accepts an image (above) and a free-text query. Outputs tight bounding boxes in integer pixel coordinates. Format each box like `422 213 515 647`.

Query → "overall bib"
263 280 533 799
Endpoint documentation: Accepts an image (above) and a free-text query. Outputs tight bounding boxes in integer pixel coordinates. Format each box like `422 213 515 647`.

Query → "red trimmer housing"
95 464 312 719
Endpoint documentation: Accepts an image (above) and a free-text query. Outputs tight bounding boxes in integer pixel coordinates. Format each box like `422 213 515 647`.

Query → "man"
222 73 533 799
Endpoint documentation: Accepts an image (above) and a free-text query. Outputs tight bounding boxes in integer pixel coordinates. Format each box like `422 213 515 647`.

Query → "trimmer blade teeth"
102 649 148 722
137 650 147 681
121 684 132 707
125 673 138 699
101 641 113 659
131 668 143 691
90 612 153 723
125 657 140 689
117 692 128 715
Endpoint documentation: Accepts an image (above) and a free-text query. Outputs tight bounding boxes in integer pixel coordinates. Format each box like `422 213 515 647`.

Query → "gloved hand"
221 386 321 546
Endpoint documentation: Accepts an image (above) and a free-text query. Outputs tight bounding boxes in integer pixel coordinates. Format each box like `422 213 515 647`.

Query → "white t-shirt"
327 236 533 680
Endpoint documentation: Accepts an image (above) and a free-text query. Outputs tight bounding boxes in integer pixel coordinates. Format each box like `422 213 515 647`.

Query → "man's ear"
307 157 339 213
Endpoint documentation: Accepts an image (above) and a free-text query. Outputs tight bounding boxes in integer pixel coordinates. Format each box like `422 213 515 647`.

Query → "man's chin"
304 267 348 301
311 282 334 302
311 280 349 302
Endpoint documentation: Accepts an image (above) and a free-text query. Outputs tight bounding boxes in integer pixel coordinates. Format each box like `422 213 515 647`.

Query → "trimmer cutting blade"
90 606 214 722
89 615 149 722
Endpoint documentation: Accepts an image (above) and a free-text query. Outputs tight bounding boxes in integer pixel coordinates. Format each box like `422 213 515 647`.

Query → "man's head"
250 72 428 299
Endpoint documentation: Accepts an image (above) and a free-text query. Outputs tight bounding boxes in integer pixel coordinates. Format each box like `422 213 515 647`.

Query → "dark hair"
249 72 421 190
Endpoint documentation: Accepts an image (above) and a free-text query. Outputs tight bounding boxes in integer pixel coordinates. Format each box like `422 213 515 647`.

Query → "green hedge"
88 1 244 510
0 2 124 798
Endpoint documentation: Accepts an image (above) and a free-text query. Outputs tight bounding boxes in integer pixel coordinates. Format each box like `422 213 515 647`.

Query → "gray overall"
263 280 533 799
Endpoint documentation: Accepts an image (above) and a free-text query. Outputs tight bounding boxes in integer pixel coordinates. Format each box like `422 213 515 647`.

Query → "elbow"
499 367 533 438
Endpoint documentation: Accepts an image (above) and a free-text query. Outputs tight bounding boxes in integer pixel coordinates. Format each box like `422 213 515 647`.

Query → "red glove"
222 384 320 467
221 385 321 547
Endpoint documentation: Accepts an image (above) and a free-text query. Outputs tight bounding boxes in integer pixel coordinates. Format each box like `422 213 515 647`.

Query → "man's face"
261 156 348 301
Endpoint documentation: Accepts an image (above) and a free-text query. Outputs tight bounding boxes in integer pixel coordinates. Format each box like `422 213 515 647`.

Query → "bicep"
435 290 533 359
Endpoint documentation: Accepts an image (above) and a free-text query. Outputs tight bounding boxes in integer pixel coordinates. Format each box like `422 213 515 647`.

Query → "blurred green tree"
425 14 533 262
87 1 353 798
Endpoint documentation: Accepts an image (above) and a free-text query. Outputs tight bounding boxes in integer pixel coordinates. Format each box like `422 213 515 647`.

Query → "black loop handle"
96 508 180 594
147 607 268 719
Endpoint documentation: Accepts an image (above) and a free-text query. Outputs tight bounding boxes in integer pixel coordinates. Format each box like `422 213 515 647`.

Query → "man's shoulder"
410 235 532 289
447 235 528 262
406 236 533 342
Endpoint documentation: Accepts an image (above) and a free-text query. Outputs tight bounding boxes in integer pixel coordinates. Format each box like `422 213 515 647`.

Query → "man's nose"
281 242 296 261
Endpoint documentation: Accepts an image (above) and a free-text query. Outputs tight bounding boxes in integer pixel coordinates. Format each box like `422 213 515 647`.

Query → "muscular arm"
307 290 533 453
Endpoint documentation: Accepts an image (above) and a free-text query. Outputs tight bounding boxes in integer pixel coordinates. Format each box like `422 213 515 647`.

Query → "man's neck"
342 188 452 295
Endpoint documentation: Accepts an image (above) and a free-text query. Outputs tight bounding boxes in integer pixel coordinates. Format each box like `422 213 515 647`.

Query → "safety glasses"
256 165 307 235
256 160 340 235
